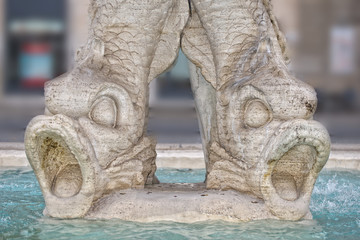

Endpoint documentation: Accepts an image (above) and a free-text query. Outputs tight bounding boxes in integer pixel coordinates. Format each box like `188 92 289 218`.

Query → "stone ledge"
327 150 360 170
0 149 28 167
85 183 304 222
1 142 359 170
1 142 358 151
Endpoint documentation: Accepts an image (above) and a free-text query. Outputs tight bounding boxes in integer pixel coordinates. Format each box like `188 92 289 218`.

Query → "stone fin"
147 1 190 82
182 7 216 89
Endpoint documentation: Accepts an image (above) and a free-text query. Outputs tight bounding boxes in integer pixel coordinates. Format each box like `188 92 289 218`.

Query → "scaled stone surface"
25 0 330 221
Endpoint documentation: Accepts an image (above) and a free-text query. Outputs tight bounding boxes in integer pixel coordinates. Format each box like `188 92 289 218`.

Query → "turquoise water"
1 168 359 240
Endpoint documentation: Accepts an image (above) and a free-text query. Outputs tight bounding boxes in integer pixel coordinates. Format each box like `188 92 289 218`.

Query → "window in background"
5 0 67 94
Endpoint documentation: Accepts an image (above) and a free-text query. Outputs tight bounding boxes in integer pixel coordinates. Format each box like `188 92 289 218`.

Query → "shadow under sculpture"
25 0 330 222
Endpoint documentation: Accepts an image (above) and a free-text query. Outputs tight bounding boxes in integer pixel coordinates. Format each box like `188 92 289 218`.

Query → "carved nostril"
305 100 316 116
244 100 272 128
90 97 117 128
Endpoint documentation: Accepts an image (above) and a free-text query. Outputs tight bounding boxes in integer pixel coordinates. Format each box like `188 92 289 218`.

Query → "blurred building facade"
274 0 360 112
0 0 359 143
1 0 67 95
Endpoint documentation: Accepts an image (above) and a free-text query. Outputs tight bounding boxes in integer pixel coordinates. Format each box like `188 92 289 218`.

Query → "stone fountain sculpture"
25 0 330 222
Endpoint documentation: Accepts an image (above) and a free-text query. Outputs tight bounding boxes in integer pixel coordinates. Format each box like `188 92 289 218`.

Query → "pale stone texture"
25 0 330 221
86 183 313 222
184 0 330 220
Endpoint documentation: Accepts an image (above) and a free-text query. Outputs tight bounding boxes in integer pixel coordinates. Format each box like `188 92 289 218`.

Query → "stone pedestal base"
84 183 312 222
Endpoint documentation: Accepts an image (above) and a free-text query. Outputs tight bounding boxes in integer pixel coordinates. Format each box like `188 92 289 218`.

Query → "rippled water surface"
1 168 359 239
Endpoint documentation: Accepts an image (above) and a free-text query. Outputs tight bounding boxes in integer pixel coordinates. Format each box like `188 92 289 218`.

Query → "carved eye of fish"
244 100 272 128
89 96 117 128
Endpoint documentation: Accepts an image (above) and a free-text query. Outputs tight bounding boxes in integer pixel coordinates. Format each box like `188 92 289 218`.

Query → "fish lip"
25 114 97 218
260 119 330 220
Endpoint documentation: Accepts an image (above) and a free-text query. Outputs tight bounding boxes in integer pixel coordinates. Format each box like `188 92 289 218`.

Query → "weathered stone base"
84 183 312 223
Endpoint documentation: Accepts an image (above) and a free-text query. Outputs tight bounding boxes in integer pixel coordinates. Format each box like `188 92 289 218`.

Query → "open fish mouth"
25 114 97 218
261 120 331 220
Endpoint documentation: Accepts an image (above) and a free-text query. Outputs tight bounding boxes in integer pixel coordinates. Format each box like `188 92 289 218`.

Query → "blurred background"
0 0 359 144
